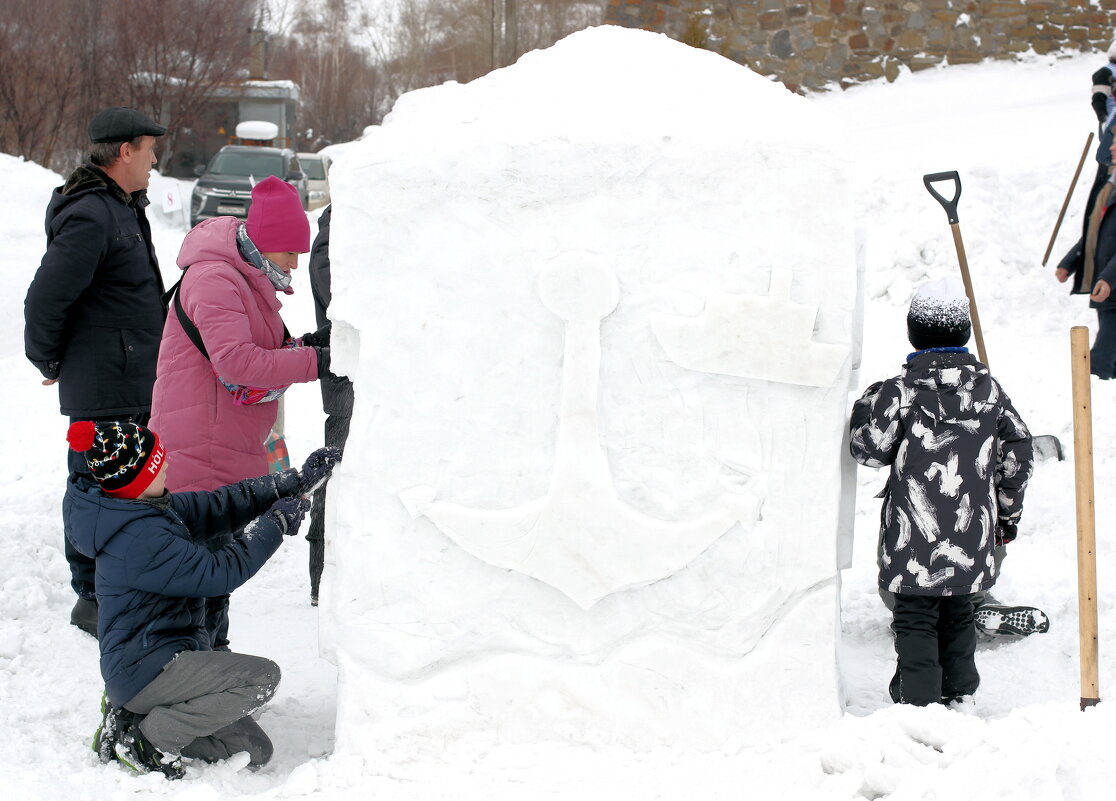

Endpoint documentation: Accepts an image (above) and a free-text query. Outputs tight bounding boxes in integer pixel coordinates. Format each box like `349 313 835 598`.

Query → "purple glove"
299 446 343 496
268 496 311 536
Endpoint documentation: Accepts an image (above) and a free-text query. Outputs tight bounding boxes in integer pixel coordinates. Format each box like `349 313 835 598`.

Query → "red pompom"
66 420 97 452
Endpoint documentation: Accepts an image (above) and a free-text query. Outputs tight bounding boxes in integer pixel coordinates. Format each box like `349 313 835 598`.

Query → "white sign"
161 183 182 213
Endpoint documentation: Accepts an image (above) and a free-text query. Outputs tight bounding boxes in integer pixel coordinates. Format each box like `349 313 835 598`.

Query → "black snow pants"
889 593 979 706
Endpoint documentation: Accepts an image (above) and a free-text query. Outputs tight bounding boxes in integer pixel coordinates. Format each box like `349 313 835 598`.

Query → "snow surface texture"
321 26 860 753
6 32 1116 801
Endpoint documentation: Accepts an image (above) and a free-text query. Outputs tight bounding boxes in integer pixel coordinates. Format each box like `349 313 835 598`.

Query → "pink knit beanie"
247 175 310 253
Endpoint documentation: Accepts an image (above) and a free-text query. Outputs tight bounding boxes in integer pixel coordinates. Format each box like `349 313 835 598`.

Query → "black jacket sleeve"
24 198 110 378
1058 237 1083 277
994 386 1033 525
849 378 904 468
308 205 332 331
1092 66 1113 122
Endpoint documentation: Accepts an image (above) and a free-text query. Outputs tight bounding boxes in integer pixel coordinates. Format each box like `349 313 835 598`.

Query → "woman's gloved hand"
302 323 331 348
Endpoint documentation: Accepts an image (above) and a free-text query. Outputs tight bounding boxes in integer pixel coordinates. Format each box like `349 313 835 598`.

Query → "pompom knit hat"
66 420 165 499
246 175 310 253
907 276 972 351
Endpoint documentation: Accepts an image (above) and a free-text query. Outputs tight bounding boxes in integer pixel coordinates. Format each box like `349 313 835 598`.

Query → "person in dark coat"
23 107 168 636
1083 42 1116 241
849 278 1034 707
1057 123 1116 379
304 204 354 605
64 418 341 779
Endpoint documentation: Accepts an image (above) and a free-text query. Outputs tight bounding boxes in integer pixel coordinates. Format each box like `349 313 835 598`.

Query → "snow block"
320 26 861 754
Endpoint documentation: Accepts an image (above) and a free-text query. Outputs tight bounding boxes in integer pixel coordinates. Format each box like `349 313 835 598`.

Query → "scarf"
236 223 293 294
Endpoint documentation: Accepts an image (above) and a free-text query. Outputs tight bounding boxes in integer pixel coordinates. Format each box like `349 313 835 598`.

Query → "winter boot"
974 604 1050 637
70 596 98 638
92 691 129 764
115 720 185 780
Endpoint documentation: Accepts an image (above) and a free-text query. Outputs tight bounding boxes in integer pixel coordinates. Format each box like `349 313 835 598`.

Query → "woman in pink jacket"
151 175 327 647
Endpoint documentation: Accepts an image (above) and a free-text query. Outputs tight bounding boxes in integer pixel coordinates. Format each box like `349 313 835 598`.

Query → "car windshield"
208 151 285 178
301 158 327 180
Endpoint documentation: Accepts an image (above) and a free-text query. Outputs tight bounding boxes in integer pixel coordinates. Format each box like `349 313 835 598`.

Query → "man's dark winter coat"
849 350 1033 597
64 469 300 707
24 164 167 416
308 205 353 417
1058 182 1116 303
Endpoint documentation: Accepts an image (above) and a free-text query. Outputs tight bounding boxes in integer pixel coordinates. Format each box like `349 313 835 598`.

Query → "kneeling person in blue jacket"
64 419 341 779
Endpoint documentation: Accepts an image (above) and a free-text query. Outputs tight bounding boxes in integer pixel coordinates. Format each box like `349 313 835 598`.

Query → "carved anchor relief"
400 254 762 609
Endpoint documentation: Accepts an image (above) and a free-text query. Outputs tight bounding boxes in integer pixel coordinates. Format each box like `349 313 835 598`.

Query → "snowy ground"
3 48 1116 799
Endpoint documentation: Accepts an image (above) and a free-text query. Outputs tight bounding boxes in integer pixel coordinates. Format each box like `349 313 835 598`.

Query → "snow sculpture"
321 26 862 756
400 253 762 609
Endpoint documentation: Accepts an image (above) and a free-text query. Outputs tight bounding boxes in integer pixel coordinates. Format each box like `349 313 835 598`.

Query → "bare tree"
0 0 88 167
0 0 606 172
358 0 604 122
99 1 261 173
270 0 383 147
0 0 261 173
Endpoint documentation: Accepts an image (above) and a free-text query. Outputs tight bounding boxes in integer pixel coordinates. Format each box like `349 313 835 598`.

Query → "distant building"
167 28 301 178
169 80 300 178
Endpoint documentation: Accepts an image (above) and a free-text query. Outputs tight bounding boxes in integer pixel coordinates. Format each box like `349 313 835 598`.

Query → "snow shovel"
1042 131 1094 266
924 171 1066 463
923 171 990 366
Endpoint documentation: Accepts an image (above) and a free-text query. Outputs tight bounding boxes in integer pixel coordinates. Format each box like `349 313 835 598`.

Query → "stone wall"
605 0 1116 92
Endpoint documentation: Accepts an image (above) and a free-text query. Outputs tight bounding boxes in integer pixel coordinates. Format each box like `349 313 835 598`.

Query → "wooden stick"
1044 132 1095 266
949 223 989 368
1071 325 1100 709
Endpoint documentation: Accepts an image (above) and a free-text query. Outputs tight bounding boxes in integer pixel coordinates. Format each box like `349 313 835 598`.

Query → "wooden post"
1071 325 1100 709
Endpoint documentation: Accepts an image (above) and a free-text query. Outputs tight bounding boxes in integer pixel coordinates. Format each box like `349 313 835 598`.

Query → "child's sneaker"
974 604 1050 637
115 721 184 780
91 691 135 764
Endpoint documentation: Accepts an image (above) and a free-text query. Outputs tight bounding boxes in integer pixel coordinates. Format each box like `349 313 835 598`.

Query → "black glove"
314 346 331 379
996 519 1018 546
302 323 331 348
862 380 884 397
267 496 311 536
300 446 343 496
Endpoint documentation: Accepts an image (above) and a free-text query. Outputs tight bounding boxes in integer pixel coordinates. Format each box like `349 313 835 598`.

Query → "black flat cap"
88 107 167 143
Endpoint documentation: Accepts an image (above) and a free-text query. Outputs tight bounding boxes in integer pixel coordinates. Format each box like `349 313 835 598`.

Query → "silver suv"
190 145 308 227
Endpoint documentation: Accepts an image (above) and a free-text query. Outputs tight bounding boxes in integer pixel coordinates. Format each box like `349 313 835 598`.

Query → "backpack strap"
164 273 210 361
163 271 292 364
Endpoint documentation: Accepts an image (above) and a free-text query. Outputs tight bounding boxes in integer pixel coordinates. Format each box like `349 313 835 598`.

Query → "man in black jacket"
23 107 168 636
305 204 354 605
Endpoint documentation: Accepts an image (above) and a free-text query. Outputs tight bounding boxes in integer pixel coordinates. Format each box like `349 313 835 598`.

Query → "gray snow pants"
124 650 281 766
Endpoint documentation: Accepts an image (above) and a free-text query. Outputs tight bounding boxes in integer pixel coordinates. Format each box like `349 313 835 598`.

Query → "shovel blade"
1033 434 1065 463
